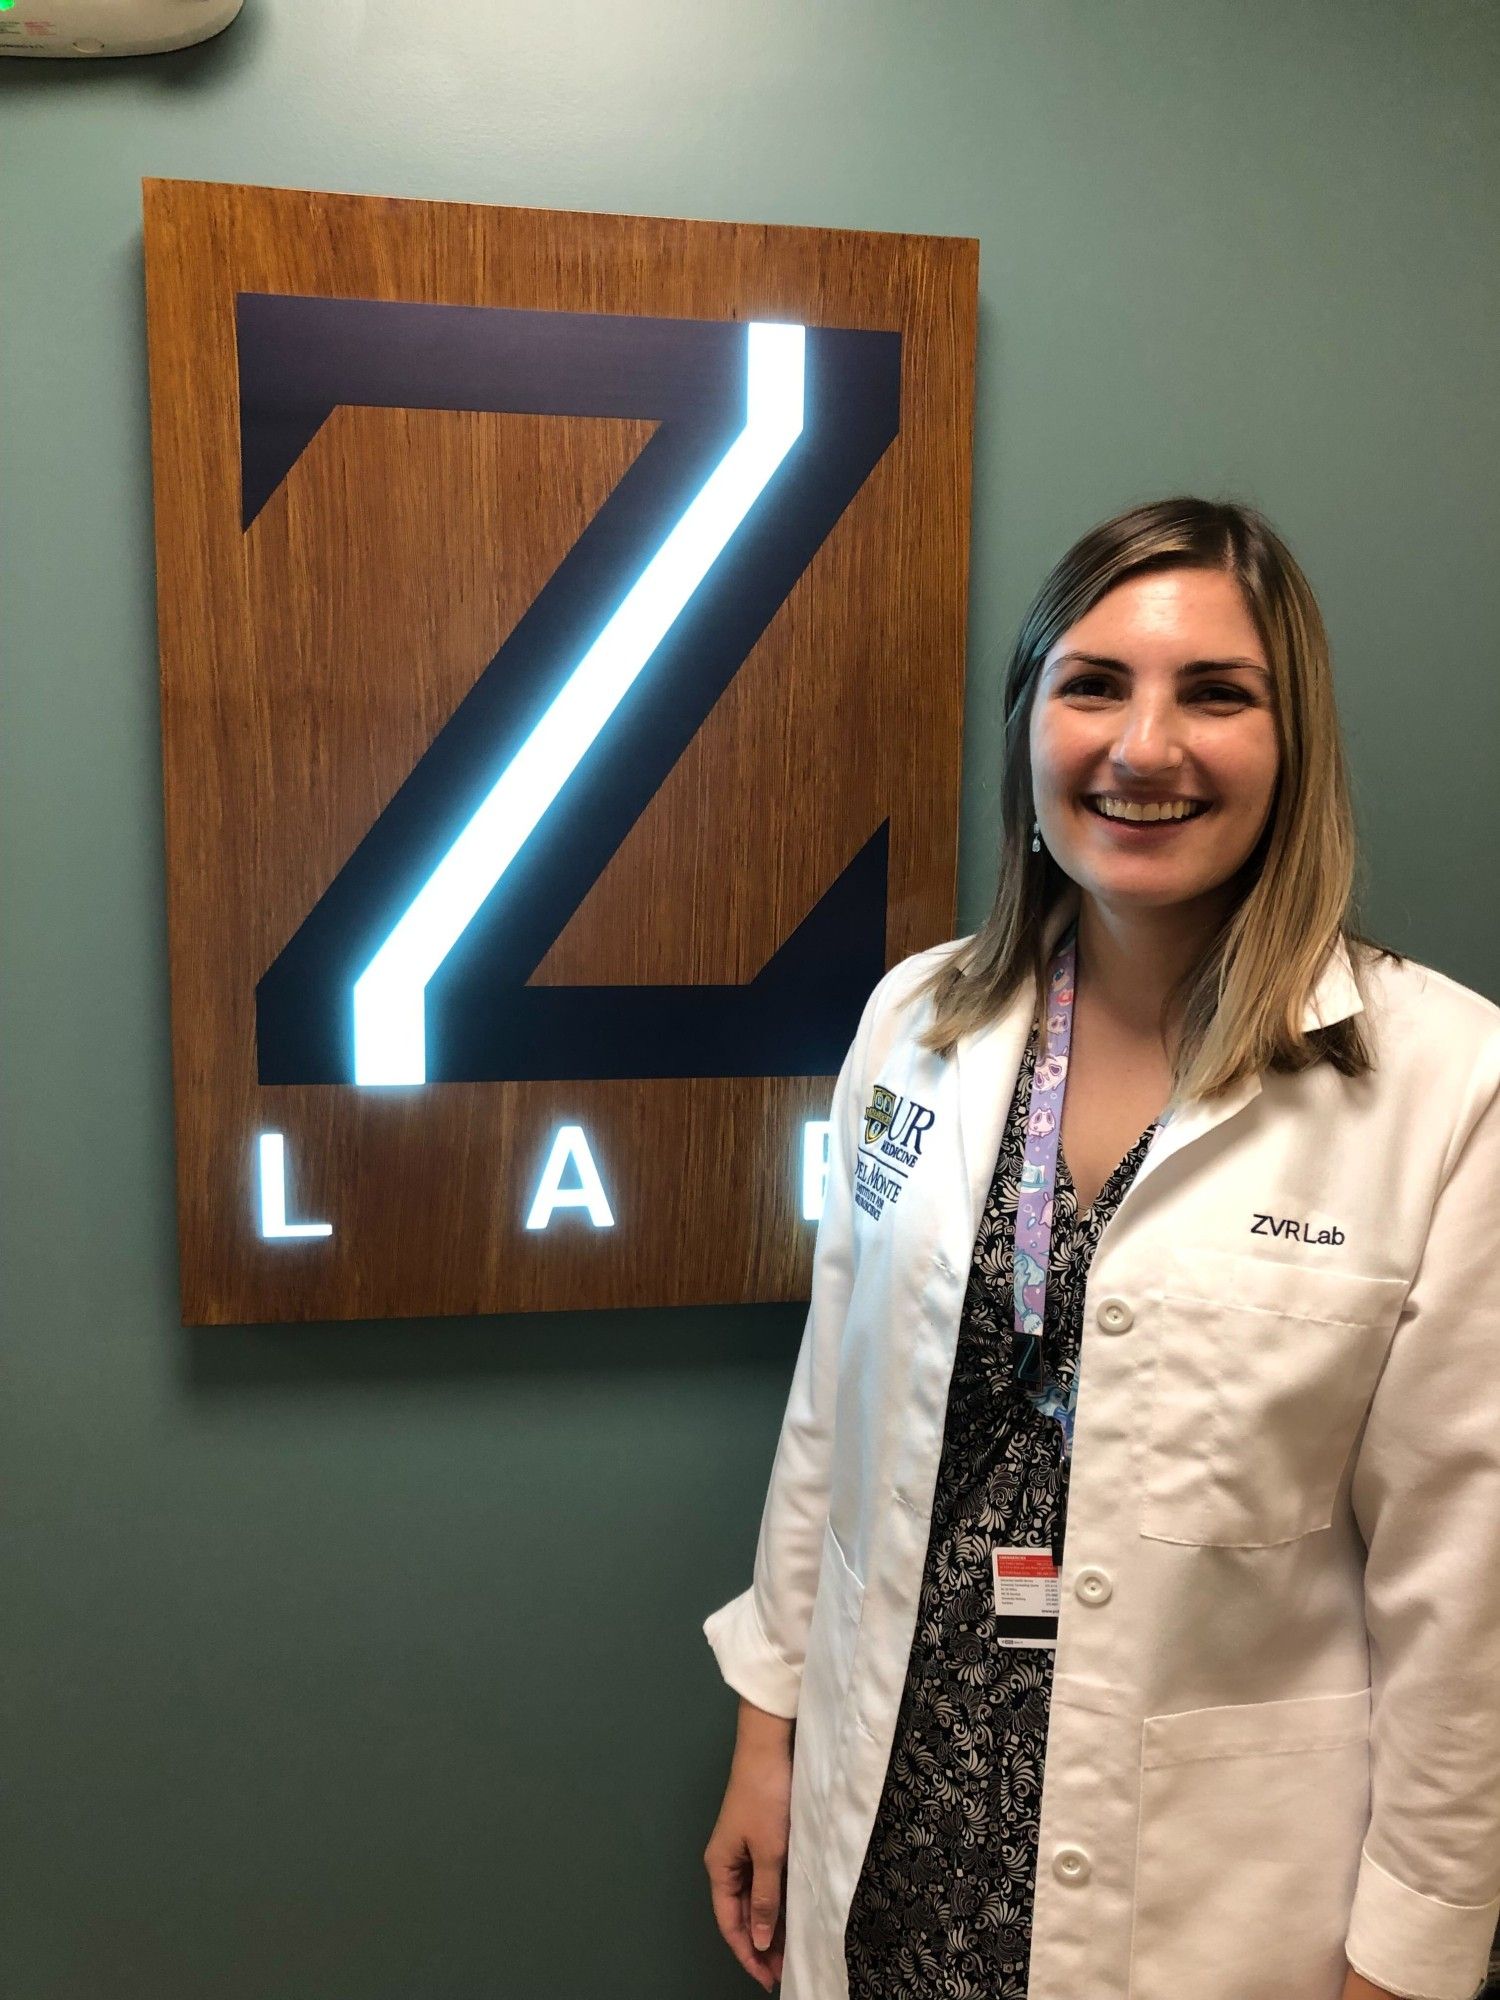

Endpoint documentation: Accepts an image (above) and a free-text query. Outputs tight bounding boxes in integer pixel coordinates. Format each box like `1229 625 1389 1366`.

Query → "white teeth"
1088 796 1205 823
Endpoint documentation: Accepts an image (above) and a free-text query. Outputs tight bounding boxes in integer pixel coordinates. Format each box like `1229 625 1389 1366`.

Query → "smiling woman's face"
1029 567 1282 913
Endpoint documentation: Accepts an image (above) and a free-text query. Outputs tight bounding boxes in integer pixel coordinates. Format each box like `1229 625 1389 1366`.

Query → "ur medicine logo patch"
856 1083 936 1221
863 1085 936 1164
864 1085 898 1146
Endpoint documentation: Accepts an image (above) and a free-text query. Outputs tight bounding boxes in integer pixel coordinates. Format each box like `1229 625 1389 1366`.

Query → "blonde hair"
917 495 1401 1104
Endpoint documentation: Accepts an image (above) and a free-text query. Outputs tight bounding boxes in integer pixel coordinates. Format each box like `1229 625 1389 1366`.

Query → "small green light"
0 5 17 15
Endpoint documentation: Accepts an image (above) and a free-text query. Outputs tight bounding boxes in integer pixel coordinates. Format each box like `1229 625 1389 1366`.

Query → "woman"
702 497 1500 2000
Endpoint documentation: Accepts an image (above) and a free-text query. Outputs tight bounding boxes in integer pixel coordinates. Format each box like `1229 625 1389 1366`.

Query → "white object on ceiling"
0 0 242 58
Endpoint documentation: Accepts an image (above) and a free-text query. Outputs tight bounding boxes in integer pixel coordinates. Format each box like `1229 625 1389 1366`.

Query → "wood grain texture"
142 178 978 1323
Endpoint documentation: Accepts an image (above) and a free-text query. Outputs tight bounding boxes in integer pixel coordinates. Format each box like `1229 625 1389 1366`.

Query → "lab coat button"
1075 1567 1113 1605
1097 1296 1133 1334
1052 1845 1091 1885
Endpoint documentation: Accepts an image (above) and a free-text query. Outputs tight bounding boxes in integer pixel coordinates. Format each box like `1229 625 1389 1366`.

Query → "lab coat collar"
953 881 1364 1237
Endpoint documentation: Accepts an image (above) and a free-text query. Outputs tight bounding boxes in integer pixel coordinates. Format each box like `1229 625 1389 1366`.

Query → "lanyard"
1011 918 1080 1564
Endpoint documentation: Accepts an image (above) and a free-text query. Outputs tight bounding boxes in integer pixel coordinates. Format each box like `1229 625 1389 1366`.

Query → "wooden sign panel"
142 178 977 1323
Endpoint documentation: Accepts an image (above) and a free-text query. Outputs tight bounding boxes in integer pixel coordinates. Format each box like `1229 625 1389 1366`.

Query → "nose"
1109 692 1188 775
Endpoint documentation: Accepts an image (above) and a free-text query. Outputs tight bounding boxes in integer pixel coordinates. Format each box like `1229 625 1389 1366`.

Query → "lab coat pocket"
788 1522 866 1886
1129 1686 1371 2000
1140 1249 1407 1546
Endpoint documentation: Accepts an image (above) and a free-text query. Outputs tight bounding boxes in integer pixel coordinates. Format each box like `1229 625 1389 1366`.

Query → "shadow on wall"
181 1296 809 1395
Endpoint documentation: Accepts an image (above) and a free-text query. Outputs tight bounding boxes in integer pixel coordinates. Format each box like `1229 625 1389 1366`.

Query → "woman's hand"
1341 1968 1403 1999
704 1697 795 1991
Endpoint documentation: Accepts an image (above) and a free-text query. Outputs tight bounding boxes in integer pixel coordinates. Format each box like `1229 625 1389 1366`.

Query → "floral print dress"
843 1016 1161 2000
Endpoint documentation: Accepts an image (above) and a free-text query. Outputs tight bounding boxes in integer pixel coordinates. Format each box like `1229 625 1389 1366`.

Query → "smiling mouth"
1083 795 1213 825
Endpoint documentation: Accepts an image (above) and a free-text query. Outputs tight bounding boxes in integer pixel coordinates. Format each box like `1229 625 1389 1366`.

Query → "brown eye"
1061 676 1112 696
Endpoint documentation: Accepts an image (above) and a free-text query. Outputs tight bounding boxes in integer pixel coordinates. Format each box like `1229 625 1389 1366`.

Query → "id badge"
991 1545 1060 1650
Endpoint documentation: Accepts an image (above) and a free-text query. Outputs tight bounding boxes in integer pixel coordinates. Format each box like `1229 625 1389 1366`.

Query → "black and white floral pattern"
844 1019 1160 1999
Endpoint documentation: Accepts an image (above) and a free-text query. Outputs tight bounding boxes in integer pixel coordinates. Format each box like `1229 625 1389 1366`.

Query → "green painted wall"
2 5 1496 1996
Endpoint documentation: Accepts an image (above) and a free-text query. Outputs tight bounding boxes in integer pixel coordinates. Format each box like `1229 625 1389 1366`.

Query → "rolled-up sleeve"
1346 1034 1500 2000
701 972 886 1719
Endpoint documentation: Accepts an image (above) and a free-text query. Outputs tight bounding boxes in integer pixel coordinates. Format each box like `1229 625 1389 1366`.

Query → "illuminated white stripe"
257 1132 333 1239
353 321 807 1086
802 1119 833 1221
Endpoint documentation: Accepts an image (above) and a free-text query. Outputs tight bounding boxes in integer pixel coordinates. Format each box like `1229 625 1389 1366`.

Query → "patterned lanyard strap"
1011 918 1081 1458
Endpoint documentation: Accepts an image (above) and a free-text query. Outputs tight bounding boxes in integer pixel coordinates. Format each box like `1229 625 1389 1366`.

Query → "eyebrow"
1050 651 1271 683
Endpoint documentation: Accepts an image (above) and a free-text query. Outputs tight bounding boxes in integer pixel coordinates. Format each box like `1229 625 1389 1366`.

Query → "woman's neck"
1073 890 1231 1044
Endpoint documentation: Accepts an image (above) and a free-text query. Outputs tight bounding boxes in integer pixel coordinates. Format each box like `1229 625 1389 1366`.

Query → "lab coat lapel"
1137 925 1366 1184
952 988 1036 1244
950 887 1365 1228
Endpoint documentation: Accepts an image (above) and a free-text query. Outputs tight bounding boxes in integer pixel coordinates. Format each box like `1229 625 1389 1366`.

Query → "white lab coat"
705 882 1500 2000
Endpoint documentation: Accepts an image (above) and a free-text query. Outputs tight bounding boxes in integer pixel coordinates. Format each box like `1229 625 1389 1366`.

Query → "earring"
1031 817 1041 854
